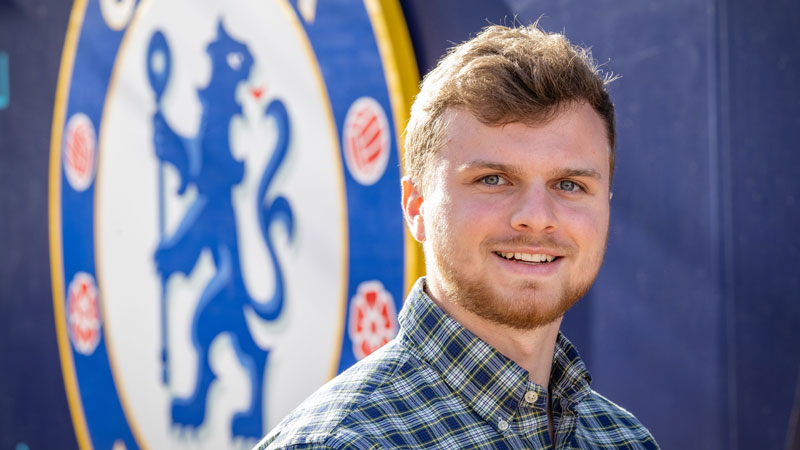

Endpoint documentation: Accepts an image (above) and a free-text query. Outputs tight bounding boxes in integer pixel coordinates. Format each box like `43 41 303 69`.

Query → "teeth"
498 252 555 263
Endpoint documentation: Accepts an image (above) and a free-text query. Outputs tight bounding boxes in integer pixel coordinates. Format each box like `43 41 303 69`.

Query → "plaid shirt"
257 278 659 449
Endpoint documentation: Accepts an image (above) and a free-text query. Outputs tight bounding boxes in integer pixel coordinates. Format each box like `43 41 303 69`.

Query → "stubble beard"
429 234 607 331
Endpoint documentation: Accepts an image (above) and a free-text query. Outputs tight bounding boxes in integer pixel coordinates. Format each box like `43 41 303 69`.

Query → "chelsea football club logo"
49 0 420 448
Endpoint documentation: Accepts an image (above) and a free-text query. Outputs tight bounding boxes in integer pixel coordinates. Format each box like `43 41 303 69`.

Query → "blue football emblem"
49 1 418 448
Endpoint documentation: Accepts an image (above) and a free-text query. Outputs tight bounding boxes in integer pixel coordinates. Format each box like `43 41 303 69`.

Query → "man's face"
403 103 611 330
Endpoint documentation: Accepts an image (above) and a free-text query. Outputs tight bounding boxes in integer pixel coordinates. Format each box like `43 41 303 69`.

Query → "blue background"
1 0 799 449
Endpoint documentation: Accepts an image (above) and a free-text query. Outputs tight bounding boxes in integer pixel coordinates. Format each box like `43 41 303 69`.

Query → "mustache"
482 235 576 254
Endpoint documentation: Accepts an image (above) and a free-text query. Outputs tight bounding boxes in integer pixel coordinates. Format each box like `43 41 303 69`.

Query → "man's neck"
423 283 562 387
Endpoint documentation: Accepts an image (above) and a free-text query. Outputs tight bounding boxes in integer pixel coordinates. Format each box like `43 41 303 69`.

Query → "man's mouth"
495 252 559 264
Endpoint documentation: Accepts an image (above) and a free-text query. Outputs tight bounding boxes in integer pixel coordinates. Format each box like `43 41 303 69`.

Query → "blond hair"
404 24 617 189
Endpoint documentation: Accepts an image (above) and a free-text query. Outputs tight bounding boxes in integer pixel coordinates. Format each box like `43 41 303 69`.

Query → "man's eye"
481 175 503 186
557 180 581 192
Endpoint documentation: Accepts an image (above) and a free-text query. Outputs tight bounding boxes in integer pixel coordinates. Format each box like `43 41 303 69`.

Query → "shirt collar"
550 332 593 411
398 278 593 425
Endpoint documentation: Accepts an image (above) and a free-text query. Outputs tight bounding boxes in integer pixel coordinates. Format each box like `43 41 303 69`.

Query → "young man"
256 24 659 449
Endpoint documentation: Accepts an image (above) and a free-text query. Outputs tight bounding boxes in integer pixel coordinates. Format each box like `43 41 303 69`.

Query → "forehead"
437 104 611 179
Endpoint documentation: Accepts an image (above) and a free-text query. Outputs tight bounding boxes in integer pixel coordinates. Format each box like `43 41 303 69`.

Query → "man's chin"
479 300 573 330
455 285 579 330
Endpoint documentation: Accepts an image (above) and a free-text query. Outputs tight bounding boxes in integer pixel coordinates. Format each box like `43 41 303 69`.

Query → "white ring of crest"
94 1 348 445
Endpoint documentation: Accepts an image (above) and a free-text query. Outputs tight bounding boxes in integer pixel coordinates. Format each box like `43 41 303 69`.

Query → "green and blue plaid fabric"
257 278 659 449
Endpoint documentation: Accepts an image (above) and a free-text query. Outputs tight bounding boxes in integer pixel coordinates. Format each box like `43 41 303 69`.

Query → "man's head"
404 23 617 194
402 24 616 330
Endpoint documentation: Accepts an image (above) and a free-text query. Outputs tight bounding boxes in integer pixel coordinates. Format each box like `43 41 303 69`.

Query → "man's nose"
510 184 558 233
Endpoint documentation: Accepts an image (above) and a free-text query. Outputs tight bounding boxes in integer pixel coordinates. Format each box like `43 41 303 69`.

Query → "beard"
427 233 606 330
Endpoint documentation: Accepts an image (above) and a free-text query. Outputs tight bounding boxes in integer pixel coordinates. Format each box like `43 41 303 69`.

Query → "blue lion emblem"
147 21 292 439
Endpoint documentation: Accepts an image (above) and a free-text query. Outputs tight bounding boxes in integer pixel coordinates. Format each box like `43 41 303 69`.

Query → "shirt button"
498 419 509 431
524 391 539 404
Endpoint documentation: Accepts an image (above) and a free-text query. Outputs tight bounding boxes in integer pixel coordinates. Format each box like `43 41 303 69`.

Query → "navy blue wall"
0 1 77 449
1 1 798 449
726 1 800 448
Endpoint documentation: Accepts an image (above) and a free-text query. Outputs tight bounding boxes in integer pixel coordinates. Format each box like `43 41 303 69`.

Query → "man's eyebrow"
456 160 524 178
549 168 603 180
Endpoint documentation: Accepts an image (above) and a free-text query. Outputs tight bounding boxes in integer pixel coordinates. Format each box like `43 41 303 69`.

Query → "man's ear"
401 176 425 242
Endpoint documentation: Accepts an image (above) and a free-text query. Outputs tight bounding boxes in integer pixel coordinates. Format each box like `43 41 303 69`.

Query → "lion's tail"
250 99 294 321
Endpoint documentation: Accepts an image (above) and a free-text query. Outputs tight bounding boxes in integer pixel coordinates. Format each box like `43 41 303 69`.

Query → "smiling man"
257 24 658 449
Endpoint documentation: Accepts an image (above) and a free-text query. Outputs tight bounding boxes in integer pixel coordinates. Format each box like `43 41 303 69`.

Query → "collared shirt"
257 278 659 449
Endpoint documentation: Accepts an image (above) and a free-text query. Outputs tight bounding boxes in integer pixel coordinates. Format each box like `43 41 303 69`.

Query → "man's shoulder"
575 389 659 448
255 339 421 450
